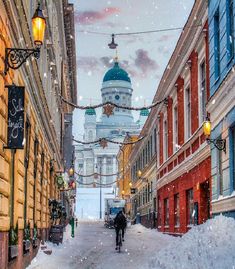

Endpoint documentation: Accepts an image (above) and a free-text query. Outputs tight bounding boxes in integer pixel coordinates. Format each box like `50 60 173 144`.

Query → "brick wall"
157 157 211 234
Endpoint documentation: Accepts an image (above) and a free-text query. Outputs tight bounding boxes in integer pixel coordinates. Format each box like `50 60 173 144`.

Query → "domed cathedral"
75 57 148 189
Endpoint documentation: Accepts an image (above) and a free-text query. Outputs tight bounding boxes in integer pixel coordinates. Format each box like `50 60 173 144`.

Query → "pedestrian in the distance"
75 218 78 227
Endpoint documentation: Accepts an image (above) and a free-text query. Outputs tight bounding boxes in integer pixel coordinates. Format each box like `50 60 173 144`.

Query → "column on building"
189 50 199 134
176 76 185 146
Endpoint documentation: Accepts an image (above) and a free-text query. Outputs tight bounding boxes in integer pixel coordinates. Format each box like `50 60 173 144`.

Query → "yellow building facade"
0 1 76 268
117 135 138 216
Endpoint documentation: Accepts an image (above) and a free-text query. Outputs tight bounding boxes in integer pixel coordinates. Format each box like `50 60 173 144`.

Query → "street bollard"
69 217 75 238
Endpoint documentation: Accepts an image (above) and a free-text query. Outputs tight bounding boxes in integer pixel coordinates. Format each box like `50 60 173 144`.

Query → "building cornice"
156 142 210 190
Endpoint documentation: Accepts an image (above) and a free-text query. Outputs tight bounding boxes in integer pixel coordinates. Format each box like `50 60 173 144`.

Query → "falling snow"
27 216 235 269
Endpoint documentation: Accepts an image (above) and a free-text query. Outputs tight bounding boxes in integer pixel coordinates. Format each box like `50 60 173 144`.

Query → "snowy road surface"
27 216 235 269
27 221 172 269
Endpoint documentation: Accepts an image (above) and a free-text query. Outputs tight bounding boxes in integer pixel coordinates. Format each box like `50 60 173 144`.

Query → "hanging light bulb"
108 34 118 49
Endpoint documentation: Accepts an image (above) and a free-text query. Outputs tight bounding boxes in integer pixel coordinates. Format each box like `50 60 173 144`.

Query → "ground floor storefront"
0 228 49 269
157 157 211 234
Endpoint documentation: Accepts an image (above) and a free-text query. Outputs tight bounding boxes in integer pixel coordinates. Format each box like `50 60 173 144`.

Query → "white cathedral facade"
75 59 148 189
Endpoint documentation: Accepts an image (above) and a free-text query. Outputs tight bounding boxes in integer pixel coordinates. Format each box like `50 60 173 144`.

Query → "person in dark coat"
114 210 127 249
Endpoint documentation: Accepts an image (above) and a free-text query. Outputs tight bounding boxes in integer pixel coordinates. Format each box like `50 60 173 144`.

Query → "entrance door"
200 181 210 223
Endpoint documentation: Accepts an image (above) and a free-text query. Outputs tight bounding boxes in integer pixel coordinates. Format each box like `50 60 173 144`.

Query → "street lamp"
95 163 102 219
203 116 226 152
119 146 125 199
137 170 142 178
108 34 118 49
137 170 148 183
122 190 125 198
4 3 46 74
68 167 74 177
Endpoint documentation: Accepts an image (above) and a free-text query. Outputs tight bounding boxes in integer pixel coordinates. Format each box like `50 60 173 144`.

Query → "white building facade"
75 59 147 189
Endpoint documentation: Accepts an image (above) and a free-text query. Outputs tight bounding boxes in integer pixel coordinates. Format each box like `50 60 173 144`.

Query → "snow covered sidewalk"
149 215 235 269
27 216 235 269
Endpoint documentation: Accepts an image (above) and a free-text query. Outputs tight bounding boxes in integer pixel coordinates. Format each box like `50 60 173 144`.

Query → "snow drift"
149 215 235 269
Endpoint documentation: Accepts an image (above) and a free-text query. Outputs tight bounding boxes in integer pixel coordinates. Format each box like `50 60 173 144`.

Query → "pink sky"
71 0 194 138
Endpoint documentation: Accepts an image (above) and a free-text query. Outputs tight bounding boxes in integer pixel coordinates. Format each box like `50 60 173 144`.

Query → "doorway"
200 181 210 223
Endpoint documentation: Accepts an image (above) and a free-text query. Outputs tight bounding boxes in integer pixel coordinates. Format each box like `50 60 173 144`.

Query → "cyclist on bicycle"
114 210 127 250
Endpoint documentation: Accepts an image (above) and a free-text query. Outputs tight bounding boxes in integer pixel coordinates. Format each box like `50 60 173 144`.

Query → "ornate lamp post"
4 3 46 74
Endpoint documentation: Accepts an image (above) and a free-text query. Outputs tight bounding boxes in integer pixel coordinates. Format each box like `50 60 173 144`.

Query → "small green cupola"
85 108 96 115
140 108 149 116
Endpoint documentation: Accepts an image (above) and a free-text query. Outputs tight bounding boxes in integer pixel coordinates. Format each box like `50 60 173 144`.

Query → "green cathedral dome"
85 108 96 115
103 62 131 83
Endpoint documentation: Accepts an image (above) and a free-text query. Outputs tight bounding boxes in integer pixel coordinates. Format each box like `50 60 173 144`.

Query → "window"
145 146 148 165
147 183 150 202
174 193 180 227
217 139 223 195
41 152 45 185
164 120 168 160
185 87 191 139
164 198 169 226
158 197 161 227
227 0 234 60
24 120 31 168
173 106 178 152
154 128 157 154
157 127 160 166
148 140 150 162
186 189 194 225
214 9 220 79
199 61 207 123
232 127 235 190
33 138 39 179
88 130 93 141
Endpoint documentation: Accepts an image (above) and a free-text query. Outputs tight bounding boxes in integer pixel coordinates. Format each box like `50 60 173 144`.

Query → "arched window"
88 130 93 141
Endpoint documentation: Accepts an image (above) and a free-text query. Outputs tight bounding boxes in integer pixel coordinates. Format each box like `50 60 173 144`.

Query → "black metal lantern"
108 34 118 49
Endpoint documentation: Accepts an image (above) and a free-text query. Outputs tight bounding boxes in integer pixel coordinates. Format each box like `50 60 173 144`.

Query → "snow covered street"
27 216 235 269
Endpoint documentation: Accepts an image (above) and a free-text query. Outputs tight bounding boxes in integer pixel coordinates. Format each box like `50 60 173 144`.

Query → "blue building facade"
208 0 235 218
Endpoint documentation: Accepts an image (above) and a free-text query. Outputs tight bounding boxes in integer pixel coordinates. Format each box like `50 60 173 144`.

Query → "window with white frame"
157 126 160 166
173 105 178 152
164 198 169 226
217 141 223 195
232 126 235 191
185 87 191 139
199 60 207 123
164 120 168 160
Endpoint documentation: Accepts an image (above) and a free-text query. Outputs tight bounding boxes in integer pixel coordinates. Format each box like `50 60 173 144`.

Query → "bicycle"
117 229 122 253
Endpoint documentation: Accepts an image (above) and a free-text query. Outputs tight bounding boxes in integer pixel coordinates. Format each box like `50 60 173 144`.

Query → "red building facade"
154 1 211 234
